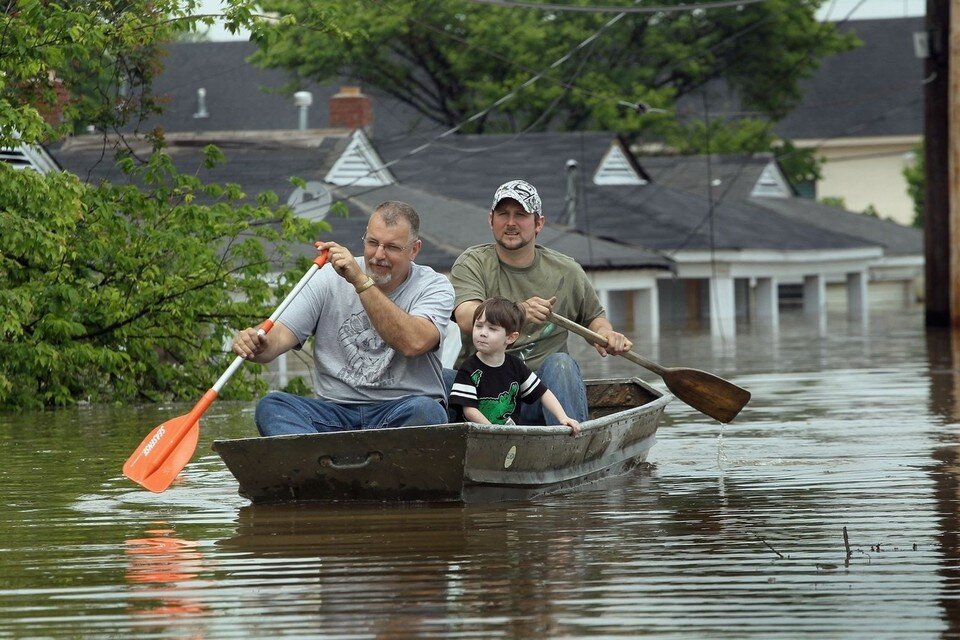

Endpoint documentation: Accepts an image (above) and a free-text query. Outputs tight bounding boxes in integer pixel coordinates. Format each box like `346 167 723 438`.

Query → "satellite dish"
287 181 332 222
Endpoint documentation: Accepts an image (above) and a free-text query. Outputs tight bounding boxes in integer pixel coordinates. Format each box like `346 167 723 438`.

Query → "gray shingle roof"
375 131 876 252
774 17 924 141
136 41 441 141
640 152 922 256
52 133 461 269
334 183 673 270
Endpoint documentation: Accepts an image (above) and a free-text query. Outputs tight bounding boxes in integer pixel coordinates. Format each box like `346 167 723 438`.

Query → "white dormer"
593 142 647 186
324 129 394 187
750 161 792 198
0 144 59 173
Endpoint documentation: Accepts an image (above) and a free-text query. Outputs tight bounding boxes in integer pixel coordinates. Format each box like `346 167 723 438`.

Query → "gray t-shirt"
278 258 454 404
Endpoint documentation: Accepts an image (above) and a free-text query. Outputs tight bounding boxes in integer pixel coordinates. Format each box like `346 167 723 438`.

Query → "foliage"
773 140 823 188
251 0 856 142
0 146 327 410
0 1 333 409
282 376 313 397
819 196 846 209
903 143 924 228
3 0 184 140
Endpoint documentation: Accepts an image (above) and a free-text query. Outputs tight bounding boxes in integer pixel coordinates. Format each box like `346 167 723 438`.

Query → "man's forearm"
454 300 482 334
359 287 440 356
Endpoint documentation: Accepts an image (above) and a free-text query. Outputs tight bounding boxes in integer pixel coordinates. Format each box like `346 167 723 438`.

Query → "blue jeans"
255 391 449 437
442 352 588 426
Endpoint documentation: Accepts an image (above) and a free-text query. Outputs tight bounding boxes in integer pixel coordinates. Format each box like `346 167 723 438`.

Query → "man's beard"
365 258 393 285
496 233 531 250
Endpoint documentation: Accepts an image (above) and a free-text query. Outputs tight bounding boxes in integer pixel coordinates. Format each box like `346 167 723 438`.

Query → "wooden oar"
549 312 750 423
123 250 329 493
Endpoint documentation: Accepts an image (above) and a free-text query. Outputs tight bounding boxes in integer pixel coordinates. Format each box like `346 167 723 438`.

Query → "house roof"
639 153 792 203
135 41 439 141
333 183 672 270
374 131 877 253
747 196 922 258
52 131 460 270
640 152 922 257
774 17 924 141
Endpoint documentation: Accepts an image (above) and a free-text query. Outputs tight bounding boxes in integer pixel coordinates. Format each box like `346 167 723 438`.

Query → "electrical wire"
460 0 770 13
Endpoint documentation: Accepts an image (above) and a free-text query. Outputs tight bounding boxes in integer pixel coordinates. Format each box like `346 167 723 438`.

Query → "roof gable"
750 161 792 198
324 130 395 187
593 139 648 185
1 144 59 173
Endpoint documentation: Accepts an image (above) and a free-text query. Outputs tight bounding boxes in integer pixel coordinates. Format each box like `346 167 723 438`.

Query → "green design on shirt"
478 380 519 425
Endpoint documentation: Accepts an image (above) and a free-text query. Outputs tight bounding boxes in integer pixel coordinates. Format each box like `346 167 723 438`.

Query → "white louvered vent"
750 161 792 198
593 144 646 186
0 145 58 173
324 130 394 187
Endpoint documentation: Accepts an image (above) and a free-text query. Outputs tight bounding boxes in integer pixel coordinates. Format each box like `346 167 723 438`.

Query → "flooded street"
3 308 960 638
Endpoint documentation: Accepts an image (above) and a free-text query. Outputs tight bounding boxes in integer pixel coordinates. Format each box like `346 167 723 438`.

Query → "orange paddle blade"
123 413 202 493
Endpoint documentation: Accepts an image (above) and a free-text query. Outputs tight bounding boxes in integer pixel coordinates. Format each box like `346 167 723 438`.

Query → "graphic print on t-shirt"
337 312 394 387
471 369 519 423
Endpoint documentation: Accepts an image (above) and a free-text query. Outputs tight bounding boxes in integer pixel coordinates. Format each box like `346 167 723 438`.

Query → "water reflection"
924 327 960 639
125 525 207 623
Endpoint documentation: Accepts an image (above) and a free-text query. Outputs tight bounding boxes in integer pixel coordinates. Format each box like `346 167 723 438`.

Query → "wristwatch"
355 277 375 294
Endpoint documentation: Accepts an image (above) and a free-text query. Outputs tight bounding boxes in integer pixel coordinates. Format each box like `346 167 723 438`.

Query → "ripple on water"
3 311 960 637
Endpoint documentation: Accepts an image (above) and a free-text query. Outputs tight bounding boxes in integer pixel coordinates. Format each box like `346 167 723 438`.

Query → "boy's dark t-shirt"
449 353 547 424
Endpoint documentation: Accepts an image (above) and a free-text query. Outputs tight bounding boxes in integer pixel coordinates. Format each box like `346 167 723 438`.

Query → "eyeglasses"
362 234 411 257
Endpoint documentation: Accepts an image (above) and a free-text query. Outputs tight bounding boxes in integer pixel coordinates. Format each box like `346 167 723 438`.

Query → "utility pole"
926 0 960 326
953 0 960 326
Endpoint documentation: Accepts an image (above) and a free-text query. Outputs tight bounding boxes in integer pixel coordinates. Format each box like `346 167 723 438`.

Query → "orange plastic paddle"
123 250 328 492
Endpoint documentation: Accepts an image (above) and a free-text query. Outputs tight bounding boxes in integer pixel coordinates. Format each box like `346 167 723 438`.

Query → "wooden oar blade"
661 368 751 423
123 414 201 492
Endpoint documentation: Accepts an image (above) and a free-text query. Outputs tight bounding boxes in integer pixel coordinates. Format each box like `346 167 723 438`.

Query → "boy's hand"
560 417 581 436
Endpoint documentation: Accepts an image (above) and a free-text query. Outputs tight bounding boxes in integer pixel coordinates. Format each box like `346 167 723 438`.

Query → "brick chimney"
28 72 71 128
329 86 373 134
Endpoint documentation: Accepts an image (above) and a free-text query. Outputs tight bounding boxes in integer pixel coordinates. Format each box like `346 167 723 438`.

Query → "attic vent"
0 144 58 173
750 161 792 198
324 130 394 187
287 181 331 221
593 144 646 185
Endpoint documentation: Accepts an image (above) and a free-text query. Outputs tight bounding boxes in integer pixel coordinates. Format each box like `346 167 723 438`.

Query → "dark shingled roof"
375 131 876 252
137 41 441 140
774 17 924 141
334 183 673 271
639 153 783 204
640 153 922 257
52 133 461 270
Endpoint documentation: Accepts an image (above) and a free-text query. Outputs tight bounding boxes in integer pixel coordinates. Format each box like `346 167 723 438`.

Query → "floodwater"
3 308 960 638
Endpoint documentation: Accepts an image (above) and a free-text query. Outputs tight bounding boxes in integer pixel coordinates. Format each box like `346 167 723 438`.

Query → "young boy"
449 297 581 435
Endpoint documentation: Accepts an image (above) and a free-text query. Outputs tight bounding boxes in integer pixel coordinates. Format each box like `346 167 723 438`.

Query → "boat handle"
318 451 384 470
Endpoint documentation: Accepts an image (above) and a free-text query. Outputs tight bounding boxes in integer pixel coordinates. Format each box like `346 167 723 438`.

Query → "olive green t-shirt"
450 244 605 370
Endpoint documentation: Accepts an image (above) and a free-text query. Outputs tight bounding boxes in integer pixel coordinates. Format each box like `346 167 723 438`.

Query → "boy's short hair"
473 296 525 334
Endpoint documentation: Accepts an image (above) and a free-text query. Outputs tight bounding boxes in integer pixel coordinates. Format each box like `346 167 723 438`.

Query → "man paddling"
233 201 454 435
449 179 632 425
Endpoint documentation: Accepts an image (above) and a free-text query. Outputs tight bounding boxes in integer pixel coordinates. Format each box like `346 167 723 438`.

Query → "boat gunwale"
211 376 673 446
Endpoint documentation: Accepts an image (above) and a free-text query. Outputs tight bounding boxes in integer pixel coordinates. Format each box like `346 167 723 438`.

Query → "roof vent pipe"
294 90 313 130
562 159 579 227
193 87 209 119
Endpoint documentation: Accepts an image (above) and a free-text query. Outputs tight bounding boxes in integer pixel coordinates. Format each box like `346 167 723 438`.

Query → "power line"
461 0 769 12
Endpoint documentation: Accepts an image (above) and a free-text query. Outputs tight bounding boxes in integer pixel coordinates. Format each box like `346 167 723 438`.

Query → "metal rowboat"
212 377 672 504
